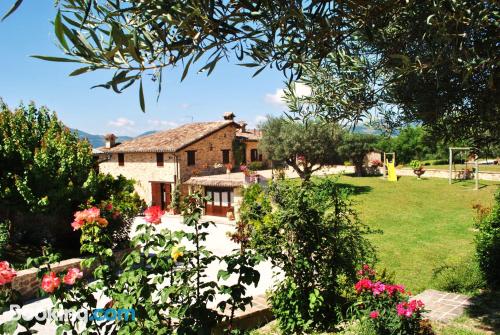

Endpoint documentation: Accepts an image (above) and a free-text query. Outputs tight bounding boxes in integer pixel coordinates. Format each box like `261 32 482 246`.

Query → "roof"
100 121 238 153
236 129 262 141
185 171 269 188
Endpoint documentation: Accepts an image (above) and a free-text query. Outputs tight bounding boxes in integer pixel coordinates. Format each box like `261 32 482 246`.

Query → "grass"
333 175 497 293
249 175 499 334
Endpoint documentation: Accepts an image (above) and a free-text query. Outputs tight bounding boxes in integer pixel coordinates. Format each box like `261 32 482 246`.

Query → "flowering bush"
248 178 376 333
350 265 432 335
0 193 261 334
370 159 382 167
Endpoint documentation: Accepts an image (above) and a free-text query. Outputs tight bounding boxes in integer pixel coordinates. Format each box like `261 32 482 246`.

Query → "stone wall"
396 167 500 181
178 124 239 183
243 141 269 166
11 250 130 302
99 152 177 204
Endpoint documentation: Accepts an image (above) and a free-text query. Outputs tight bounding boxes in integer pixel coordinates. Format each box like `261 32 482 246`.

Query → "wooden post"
383 152 387 178
449 148 452 184
475 159 479 191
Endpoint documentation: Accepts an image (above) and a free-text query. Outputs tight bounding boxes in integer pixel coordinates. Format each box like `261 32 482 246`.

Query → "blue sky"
0 2 287 136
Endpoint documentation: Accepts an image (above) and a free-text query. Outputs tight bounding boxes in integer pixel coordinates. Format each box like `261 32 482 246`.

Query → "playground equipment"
383 152 397 182
448 147 479 190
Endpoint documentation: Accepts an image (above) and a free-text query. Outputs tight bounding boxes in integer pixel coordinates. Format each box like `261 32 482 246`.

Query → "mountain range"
72 129 157 147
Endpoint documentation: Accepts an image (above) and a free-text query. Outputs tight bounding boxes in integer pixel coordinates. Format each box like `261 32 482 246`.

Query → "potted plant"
170 185 181 215
410 160 425 179
225 163 233 174
226 209 235 220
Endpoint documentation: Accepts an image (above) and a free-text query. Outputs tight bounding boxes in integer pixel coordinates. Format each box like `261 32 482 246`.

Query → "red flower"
144 206 165 224
369 310 380 319
105 203 113 211
63 267 83 285
41 272 61 293
0 261 16 285
386 284 406 296
355 278 372 293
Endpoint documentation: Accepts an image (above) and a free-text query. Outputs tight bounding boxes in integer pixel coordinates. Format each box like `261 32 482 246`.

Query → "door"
205 187 234 216
151 182 172 210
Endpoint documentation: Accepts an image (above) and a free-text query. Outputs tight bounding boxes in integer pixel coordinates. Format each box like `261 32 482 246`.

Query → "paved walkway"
413 289 472 322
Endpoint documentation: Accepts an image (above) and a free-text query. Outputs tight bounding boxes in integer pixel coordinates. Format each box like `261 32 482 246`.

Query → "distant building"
98 114 267 216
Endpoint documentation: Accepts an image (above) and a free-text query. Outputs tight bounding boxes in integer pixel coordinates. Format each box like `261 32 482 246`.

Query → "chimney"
105 134 116 148
223 112 236 121
239 121 247 133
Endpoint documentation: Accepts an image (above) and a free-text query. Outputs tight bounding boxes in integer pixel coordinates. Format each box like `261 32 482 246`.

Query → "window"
156 152 164 167
222 149 230 164
250 149 259 162
118 153 124 166
187 150 196 166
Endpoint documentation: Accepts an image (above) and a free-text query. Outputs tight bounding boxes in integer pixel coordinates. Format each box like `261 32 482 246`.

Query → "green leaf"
69 66 94 76
54 11 69 51
181 56 194 82
139 79 145 113
1 0 24 21
81 0 93 28
31 55 79 63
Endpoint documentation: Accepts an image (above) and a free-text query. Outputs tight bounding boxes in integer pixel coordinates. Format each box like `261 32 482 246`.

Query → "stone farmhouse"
98 113 267 217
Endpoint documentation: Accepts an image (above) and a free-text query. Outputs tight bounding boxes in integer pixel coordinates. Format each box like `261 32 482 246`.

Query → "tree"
339 133 379 176
2 1 498 145
368 1 499 148
259 117 343 181
0 101 143 252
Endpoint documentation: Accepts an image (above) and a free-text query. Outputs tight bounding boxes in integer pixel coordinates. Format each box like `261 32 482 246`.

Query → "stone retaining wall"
396 168 500 181
11 249 130 301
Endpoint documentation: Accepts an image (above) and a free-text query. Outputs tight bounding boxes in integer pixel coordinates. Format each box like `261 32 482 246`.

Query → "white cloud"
264 83 311 108
147 119 179 129
179 103 191 110
264 88 286 107
108 117 135 127
255 115 267 124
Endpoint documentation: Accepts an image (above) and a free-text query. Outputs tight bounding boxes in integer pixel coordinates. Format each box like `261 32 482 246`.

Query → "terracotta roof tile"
101 121 237 153
236 129 262 141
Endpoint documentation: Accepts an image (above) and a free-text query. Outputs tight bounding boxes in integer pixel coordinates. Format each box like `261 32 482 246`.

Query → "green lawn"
334 175 498 293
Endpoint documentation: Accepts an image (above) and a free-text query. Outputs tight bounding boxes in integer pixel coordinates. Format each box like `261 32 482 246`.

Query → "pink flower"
0 261 16 285
41 272 61 293
355 278 372 293
369 310 380 319
71 207 107 230
144 206 165 224
386 284 406 296
71 219 84 231
371 281 386 296
63 267 83 285
396 300 424 318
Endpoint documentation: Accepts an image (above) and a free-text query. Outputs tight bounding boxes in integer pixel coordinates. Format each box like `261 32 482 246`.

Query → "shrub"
0 221 9 259
409 160 423 170
0 193 261 334
248 178 376 333
432 257 485 294
247 161 267 171
350 265 434 335
474 192 500 289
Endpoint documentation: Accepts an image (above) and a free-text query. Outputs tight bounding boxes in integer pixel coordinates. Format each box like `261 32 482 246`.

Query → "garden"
0 0 499 334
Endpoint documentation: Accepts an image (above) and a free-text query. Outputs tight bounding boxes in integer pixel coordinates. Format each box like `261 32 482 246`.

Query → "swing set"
448 147 479 190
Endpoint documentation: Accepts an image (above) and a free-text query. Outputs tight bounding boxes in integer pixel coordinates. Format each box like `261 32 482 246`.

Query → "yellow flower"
171 246 183 262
